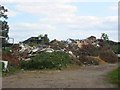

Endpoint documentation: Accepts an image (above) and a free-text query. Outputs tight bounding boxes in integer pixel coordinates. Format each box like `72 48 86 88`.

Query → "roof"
87 36 96 40
22 37 40 43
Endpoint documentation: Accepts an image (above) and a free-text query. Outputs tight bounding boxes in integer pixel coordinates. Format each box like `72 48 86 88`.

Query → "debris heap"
3 36 118 66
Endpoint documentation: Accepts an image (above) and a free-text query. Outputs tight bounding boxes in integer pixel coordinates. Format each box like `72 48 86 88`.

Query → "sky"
0 0 119 43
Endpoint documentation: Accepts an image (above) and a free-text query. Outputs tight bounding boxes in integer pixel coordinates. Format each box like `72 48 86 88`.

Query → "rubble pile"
3 36 118 67
2 53 20 66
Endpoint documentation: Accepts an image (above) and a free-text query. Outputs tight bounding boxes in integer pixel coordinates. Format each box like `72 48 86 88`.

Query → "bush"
2 47 11 54
21 51 72 70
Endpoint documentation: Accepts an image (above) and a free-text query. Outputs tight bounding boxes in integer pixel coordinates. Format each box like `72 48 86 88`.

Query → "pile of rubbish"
3 36 118 67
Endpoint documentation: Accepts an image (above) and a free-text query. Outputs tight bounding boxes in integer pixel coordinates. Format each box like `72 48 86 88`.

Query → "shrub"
20 51 72 70
2 47 11 54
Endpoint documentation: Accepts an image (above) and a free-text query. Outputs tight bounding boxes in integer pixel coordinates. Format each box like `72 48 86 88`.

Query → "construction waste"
2 36 118 67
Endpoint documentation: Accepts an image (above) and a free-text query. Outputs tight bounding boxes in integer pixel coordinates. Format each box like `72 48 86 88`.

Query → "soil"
2 63 118 88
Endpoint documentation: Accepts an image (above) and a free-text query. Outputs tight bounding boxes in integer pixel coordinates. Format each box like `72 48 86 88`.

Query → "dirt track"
2 64 118 88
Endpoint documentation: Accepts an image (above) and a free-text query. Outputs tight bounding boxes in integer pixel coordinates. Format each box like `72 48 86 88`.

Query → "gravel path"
2 64 118 88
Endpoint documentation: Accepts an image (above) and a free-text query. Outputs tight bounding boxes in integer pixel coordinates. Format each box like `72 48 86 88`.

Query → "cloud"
104 16 118 23
1 0 74 4
14 2 117 27
9 15 117 31
1 0 118 4
10 23 56 34
9 23 57 43
1 0 118 42
9 15 117 39
108 4 118 12
15 4 77 18
6 9 17 17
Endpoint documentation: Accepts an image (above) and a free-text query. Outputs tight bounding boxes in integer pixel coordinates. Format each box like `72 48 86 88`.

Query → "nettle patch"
20 51 72 70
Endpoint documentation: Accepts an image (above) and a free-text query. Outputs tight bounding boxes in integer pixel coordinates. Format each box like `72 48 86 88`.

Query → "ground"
2 63 118 88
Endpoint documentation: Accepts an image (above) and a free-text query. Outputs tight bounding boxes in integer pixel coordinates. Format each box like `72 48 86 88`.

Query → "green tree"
101 33 112 50
38 34 49 44
43 34 49 44
0 5 9 45
101 33 109 41
38 34 43 40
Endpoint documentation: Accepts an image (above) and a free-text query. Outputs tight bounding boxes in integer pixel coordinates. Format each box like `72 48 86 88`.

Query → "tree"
100 33 111 50
101 33 109 41
38 34 43 40
43 34 49 44
0 5 9 47
38 34 50 44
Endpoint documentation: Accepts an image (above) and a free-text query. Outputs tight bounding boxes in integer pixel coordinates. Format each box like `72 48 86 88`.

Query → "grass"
0 63 2 76
2 47 11 54
107 66 120 86
2 66 20 77
0 62 18 77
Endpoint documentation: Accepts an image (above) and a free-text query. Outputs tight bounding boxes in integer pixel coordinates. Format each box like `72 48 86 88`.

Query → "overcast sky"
0 0 118 43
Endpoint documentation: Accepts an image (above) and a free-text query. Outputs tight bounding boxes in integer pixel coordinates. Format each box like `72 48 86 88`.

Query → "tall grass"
107 67 120 86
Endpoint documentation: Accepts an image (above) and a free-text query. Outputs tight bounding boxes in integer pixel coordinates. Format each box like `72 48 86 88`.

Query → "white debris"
0 60 9 72
32 48 39 53
45 48 54 53
96 44 100 47
19 43 29 52
68 51 73 55
24 58 31 61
